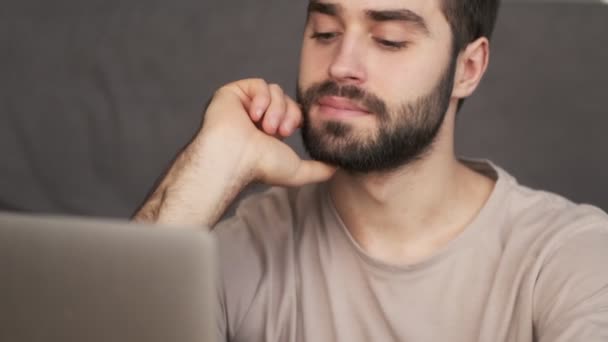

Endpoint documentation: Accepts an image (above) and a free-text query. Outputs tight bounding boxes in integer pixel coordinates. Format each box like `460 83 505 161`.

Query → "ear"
452 37 490 100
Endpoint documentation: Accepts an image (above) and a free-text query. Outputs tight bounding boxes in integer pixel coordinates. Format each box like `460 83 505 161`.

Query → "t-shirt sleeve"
533 221 608 342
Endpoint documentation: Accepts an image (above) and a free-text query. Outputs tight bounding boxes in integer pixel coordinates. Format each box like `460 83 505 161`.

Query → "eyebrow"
307 1 339 17
366 9 429 35
307 1 430 35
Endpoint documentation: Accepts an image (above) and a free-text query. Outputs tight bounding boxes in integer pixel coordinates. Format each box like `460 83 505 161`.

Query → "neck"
328 113 495 265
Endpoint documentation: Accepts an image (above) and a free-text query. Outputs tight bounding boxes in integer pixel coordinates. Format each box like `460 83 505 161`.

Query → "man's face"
297 0 457 173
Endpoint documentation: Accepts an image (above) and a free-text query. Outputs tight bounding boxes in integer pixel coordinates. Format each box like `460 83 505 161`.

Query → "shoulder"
466 160 607 247
502 175 608 250
483 161 608 254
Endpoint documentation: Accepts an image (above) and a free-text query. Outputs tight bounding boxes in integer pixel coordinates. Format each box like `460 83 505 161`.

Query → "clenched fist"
134 78 335 227
200 78 336 187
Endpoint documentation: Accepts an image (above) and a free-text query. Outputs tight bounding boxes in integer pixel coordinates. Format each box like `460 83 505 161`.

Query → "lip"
317 96 370 113
316 96 371 119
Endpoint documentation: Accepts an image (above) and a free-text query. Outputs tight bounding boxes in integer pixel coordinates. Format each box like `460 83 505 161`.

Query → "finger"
262 84 287 135
279 96 303 137
287 161 337 187
230 78 271 122
248 82 271 122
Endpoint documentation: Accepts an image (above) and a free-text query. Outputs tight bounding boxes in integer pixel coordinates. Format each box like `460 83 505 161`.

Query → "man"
134 0 608 341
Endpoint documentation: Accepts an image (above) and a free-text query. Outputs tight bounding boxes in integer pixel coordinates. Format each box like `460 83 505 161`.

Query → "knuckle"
268 83 283 94
249 78 270 95
249 77 266 85
288 104 302 118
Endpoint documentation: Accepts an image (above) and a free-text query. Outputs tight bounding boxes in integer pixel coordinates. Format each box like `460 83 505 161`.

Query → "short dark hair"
441 0 501 53
440 0 501 111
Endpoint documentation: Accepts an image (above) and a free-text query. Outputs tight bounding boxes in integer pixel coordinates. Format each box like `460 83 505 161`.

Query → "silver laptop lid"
0 212 216 342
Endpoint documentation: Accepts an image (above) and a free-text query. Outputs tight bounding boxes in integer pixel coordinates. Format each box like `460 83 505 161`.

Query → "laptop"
0 211 217 342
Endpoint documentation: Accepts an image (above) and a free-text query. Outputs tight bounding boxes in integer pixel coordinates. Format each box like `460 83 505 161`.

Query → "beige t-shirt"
213 161 608 342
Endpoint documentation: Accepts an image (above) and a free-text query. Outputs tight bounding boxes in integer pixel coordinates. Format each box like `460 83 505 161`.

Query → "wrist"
191 127 258 186
149 131 256 227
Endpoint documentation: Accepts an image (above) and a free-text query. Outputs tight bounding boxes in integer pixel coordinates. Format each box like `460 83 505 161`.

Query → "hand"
133 78 336 226
198 78 336 187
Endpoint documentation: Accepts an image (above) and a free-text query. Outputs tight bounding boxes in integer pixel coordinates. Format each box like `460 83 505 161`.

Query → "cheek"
368 51 446 102
299 41 333 85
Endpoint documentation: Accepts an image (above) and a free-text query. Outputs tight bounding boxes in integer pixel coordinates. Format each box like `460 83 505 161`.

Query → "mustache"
299 81 388 118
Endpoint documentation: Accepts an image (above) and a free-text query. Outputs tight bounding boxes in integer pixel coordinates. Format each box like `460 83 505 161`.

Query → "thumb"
286 160 337 187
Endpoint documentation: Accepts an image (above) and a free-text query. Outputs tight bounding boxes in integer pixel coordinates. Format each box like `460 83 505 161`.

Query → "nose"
328 36 367 85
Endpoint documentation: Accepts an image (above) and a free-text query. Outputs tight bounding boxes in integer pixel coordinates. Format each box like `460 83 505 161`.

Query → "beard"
296 58 457 174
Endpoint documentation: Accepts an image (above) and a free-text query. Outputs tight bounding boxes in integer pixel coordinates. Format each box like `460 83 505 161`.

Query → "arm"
132 79 335 227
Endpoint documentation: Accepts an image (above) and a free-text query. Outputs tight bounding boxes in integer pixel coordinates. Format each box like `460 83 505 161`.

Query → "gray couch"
1 1 606 217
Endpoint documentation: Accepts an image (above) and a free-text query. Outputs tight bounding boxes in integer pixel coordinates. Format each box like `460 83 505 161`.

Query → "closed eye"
311 32 408 51
374 38 408 50
310 32 340 43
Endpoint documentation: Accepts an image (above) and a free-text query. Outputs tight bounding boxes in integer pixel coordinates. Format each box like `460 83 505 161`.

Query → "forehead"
306 0 449 37
307 0 443 20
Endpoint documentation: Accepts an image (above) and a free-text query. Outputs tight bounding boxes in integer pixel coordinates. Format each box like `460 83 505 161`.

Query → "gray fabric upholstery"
1 1 606 217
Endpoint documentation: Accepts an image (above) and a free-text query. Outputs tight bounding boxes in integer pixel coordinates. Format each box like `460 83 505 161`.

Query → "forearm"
132 132 254 228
